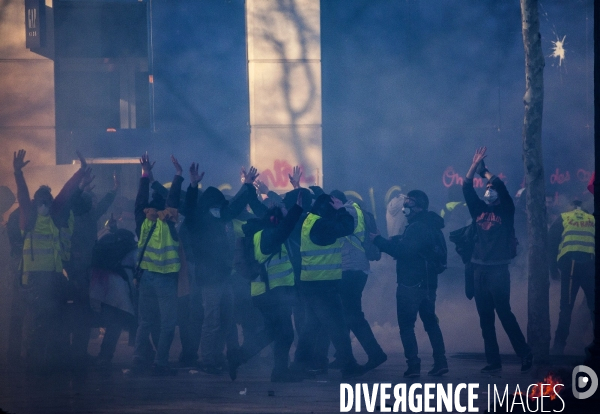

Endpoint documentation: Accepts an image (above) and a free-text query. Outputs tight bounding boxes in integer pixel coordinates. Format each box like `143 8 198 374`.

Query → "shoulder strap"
136 221 157 271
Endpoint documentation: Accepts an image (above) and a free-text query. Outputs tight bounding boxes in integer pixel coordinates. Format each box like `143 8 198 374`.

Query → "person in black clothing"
294 193 364 379
183 166 262 374
463 147 533 374
65 171 118 366
372 189 448 378
227 191 304 382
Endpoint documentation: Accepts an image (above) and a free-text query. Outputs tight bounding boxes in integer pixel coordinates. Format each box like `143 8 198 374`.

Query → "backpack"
361 210 381 261
233 233 275 285
426 226 448 274
91 229 137 277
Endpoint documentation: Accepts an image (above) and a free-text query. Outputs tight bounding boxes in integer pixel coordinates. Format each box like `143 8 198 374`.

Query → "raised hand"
472 147 487 167
241 166 260 184
140 152 155 178
171 155 183 176
189 162 205 186
76 150 87 170
254 179 269 195
330 196 344 210
13 149 30 172
289 165 302 189
296 189 303 207
79 167 95 191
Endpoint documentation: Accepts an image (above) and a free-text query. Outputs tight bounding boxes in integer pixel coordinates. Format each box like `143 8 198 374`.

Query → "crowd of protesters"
0 146 594 381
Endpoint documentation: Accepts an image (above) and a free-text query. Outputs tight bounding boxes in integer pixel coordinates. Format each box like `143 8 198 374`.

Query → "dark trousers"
339 270 384 359
553 257 595 350
238 287 294 374
98 304 134 360
23 271 68 370
295 281 356 370
473 264 530 365
178 263 204 364
396 284 446 367
8 257 26 362
65 273 92 362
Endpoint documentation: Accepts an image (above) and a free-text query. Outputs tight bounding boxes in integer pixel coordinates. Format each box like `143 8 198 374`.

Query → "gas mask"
402 207 412 217
483 188 498 204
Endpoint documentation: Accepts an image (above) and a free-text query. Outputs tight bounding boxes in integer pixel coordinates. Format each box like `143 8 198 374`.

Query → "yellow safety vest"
251 230 294 296
139 218 181 274
557 209 595 260
440 201 465 218
300 213 343 281
344 203 366 252
22 214 63 275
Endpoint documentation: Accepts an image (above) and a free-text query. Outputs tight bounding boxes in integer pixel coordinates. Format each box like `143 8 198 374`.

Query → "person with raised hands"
13 149 87 372
183 164 262 375
131 152 186 376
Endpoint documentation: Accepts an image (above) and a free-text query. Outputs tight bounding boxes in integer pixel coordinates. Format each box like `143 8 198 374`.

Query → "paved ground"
0 349 593 414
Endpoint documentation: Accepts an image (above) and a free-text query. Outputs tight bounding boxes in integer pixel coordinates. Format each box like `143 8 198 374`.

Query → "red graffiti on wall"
260 159 315 189
442 166 485 188
550 168 570 184
577 169 592 182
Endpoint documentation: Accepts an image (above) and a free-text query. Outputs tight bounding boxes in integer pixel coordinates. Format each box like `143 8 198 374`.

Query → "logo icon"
572 365 598 399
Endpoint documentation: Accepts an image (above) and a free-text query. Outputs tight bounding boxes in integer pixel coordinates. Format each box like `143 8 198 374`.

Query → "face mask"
37 205 50 216
402 207 412 217
484 189 498 204
209 208 221 218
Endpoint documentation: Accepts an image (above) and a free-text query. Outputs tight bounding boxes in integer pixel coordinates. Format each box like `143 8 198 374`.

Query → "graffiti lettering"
443 166 464 188
550 168 570 185
442 166 485 188
577 169 592 182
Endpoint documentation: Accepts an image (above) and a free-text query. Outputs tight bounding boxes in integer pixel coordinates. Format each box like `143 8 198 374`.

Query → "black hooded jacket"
462 175 515 264
374 210 445 289
184 183 258 285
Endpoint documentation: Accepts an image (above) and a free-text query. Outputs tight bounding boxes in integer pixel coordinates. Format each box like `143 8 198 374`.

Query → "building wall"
0 0 56 193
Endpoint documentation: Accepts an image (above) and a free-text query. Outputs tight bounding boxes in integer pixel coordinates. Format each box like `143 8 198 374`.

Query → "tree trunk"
520 0 550 362
585 0 600 370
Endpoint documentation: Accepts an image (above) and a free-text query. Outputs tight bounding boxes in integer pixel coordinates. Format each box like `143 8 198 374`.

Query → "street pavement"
0 348 592 414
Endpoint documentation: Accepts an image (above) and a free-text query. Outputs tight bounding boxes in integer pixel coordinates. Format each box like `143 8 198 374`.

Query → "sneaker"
364 352 388 373
227 349 242 381
151 364 178 376
428 362 449 376
403 365 420 378
481 363 502 374
521 353 534 373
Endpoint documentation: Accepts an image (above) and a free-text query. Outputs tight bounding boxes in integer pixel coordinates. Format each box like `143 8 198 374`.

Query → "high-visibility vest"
557 209 595 260
251 230 294 296
344 203 366 252
22 214 63 274
440 201 466 218
300 213 343 281
139 218 180 274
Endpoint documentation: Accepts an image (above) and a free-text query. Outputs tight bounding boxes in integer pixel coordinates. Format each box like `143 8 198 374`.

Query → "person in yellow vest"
131 152 187 376
295 193 365 379
13 149 87 371
227 191 304 382
548 199 595 355
328 190 387 373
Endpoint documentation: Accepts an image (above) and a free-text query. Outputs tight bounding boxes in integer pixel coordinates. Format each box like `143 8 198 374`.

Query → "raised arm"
13 150 32 230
